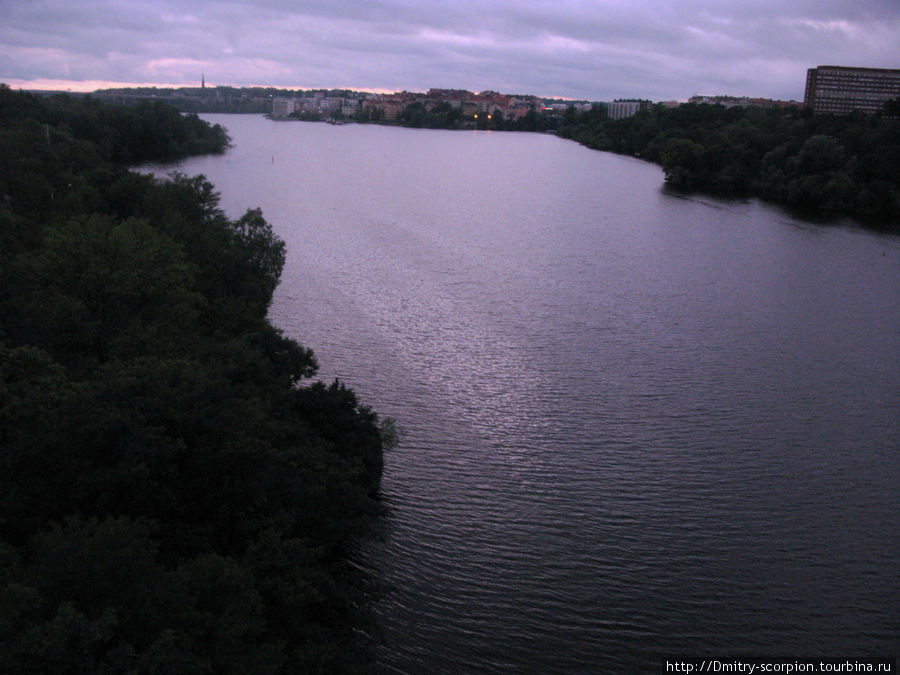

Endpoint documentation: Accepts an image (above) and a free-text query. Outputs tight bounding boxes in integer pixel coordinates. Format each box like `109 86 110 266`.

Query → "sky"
2 0 899 101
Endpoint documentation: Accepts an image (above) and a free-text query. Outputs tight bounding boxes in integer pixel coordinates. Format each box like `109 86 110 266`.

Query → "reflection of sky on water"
161 116 900 673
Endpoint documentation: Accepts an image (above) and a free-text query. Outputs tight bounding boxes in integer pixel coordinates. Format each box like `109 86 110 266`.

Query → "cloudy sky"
2 0 898 101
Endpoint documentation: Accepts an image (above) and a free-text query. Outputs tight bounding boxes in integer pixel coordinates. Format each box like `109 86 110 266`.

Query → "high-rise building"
804 66 900 115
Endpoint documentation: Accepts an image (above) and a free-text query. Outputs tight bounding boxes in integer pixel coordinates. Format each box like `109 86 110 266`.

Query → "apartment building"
804 66 900 115
271 97 297 119
607 99 651 120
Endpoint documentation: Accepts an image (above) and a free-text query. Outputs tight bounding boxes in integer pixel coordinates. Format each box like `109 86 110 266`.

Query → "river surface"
156 115 898 672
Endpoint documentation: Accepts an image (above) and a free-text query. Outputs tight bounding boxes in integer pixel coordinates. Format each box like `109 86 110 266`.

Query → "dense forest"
558 102 900 228
0 86 387 672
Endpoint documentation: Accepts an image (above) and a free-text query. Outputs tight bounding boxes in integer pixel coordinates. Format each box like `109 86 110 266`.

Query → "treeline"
391 101 557 132
2 88 230 164
94 87 271 115
148 96 270 115
558 102 900 227
1 86 386 672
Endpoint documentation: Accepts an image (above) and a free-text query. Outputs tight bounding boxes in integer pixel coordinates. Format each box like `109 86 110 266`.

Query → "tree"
10 215 200 369
798 135 846 174
660 138 705 190
0 87 386 672
229 207 287 309
560 99 899 226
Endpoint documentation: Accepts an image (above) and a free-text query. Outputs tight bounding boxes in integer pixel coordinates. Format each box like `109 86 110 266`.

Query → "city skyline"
2 0 899 102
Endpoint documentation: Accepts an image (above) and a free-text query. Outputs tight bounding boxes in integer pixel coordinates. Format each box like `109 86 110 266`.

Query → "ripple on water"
162 116 900 673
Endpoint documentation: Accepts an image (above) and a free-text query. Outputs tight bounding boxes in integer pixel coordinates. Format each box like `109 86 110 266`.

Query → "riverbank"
0 88 385 672
558 102 900 230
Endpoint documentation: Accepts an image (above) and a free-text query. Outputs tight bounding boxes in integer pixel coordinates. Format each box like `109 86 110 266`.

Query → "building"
271 95 360 119
363 97 406 121
271 97 297 119
688 95 801 109
689 95 752 108
607 99 651 120
804 66 900 115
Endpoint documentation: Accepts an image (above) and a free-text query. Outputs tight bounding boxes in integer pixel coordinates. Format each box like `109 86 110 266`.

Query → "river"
155 115 899 673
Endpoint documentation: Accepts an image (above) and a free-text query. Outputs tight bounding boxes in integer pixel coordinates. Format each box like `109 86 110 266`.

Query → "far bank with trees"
558 100 900 228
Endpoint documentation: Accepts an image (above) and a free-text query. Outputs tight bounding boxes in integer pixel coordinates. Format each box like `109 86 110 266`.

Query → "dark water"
158 115 899 672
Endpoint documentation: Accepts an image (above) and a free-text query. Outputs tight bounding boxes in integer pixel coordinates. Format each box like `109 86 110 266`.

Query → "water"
155 115 899 672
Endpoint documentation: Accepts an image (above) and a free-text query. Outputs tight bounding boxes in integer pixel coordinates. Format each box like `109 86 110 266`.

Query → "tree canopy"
0 86 386 672
558 101 900 228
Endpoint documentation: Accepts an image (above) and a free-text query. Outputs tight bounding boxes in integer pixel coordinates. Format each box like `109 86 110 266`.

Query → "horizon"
4 77 812 104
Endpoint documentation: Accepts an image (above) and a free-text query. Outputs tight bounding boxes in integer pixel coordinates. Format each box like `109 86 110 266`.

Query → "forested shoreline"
558 102 900 229
1 86 386 672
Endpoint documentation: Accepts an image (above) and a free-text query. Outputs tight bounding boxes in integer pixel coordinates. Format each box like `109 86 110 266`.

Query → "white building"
271 97 298 119
607 100 644 120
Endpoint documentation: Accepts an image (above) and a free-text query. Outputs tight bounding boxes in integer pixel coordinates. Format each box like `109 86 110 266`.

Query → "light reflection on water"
159 116 899 673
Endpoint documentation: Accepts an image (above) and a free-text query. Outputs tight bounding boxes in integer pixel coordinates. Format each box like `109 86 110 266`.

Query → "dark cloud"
2 0 898 99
